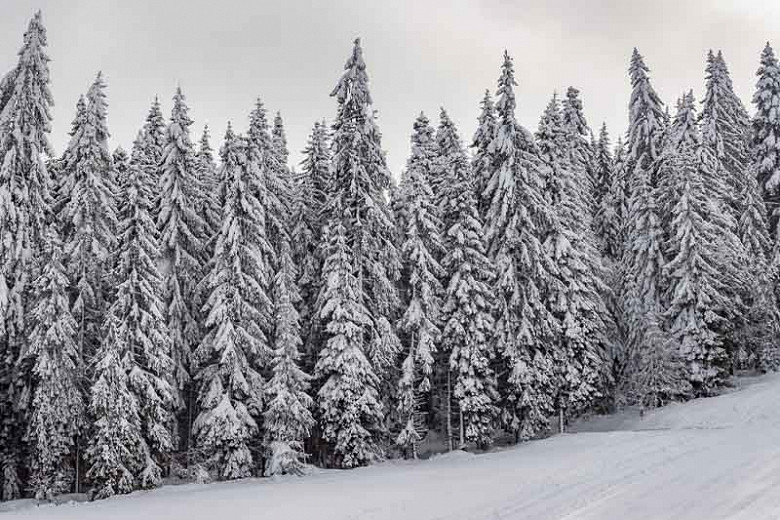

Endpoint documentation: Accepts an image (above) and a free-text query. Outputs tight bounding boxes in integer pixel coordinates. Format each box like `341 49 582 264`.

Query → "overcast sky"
2 0 780 176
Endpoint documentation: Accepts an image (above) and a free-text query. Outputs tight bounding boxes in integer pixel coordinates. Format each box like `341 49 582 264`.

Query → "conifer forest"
2 9 780 509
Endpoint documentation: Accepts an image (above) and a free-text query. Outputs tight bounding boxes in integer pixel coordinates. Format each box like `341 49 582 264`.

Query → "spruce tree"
315 212 384 468
436 110 497 448
196 124 221 256
0 12 54 499
192 126 273 480
483 51 557 440
294 121 331 371
113 146 130 192
395 113 444 458
59 73 118 379
561 86 597 210
327 39 401 378
620 49 672 405
752 43 780 234
110 136 175 486
471 90 497 220
25 227 83 500
158 87 205 411
264 236 314 475
537 95 610 427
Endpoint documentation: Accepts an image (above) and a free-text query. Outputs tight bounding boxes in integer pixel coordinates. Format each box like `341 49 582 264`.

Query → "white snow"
7 373 780 520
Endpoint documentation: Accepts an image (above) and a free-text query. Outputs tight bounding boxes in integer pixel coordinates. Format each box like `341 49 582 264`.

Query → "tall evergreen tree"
293 121 331 371
59 73 118 382
326 39 401 377
158 87 205 411
109 136 175 486
620 49 673 405
395 113 444 458
0 12 54 499
192 126 273 480
536 94 610 427
263 236 314 475
196 124 221 255
436 110 497 448
752 43 780 233
561 86 597 210
25 227 83 500
471 90 497 220
315 212 384 468
483 51 558 440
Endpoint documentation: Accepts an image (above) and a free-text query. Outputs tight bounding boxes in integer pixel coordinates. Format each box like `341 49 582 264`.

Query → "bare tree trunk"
559 408 565 434
459 409 465 449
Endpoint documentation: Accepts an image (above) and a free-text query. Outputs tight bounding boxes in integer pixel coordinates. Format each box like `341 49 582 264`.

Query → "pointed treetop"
496 50 518 118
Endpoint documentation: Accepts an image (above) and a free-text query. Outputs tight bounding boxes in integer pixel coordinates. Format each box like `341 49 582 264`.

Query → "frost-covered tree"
483 51 557 440
620 49 672 405
293 121 331 370
315 212 384 468
752 43 780 233
192 126 273 480
0 12 54 499
111 136 175 487
85 316 147 499
113 146 130 192
140 97 166 208
25 227 83 500
436 111 497 448
59 73 118 374
264 237 314 476
536 95 610 427
326 39 401 378
471 90 497 220
196 124 221 256
395 113 444 458
158 87 205 410
593 124 613 216
561 86 597 211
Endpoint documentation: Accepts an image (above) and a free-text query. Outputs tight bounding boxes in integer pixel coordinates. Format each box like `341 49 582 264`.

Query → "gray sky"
2 0 780 176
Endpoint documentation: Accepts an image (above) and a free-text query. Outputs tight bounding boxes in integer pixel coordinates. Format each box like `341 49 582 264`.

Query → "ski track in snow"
6 374 780 520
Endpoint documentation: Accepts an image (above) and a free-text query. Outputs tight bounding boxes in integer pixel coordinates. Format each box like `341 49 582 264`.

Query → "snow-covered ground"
7 373 780 520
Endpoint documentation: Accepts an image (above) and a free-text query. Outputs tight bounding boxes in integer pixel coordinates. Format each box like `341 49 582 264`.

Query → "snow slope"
7 374 780 520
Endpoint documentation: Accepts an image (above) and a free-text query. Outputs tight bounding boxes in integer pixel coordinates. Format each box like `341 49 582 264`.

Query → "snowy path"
7 374 780 520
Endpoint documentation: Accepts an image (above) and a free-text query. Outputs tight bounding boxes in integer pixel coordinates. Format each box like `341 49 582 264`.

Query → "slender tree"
192 126 273 479
471 90 497 220
752 43 780 234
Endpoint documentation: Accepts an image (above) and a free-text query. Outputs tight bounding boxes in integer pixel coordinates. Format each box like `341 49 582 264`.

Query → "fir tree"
158 87 205 410
196 124 221 253
752 43 780 233
192 126 273 480
111 136 175 486
0 12 54 499
395 113 444 458
25 227 83 500
315 212 384 468
113 146 130 192
264 237 314 476
561 86 597 210
471 90 497 220
484 51 558 440
294 121 331 371
327 39 401 377
536 94 610 427
436 111 497 448
59 73 118 378
85 316 147 499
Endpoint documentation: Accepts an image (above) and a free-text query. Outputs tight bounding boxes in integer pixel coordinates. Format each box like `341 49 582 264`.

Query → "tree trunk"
446 370 453 452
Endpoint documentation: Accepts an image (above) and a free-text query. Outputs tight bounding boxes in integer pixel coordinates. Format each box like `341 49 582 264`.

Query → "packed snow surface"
7 373 780 520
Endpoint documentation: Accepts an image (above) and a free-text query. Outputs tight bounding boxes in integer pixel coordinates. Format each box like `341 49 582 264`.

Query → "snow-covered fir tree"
326 38 401 380
59 73 118 375
158 87 205 412
85 316 147 499
471 90 498 220
25 227 83 500
192 125 273 480
620 49 676 405
293 120 331 371
315 211 384 468
395 113 444 458
0 11 54 499
263 236 314 476
140 97 166 206
483 51 558 440
536 94 610 428
436 109 498 448
113 146 130 192
752 42 780 234
662 98 731 395
196 124 221 256
561 86 597 211
111 135 175 486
